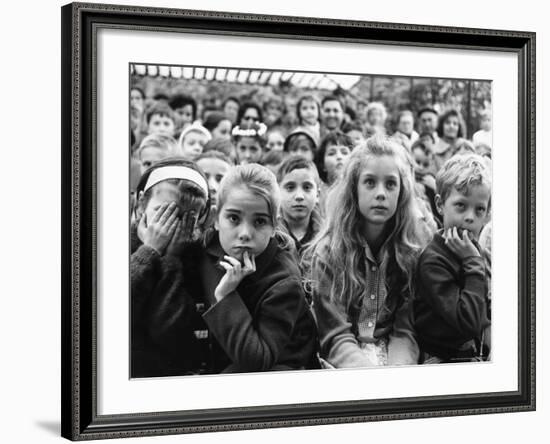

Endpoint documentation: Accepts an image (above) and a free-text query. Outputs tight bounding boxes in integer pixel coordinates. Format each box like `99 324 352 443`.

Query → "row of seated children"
130 133 491 376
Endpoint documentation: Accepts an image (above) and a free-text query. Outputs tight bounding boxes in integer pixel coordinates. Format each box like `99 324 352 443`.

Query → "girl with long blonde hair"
305 135 431 367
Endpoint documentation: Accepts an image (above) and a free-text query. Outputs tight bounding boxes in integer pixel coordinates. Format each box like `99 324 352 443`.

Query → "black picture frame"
61 2 536 440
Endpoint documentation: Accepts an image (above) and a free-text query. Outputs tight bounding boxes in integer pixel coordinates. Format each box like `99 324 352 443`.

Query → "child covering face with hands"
197 163 318 373
130 158 210 377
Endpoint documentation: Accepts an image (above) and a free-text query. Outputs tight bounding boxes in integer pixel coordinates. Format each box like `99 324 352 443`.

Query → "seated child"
276 155 321 255
306 137 428 368
232 122 267 165
203 111 232 141
391 110 419 150
265 127 286 152
295 95 321 145
263 95 286 128
177 122 212 161
364 102 387 137
131 134 178 219
313 131 354 214
145 102 176 137
472 110 492 148
314 131 354 187
283 128 317 162
410 138 440 227
135 133 178 175
130 158 210 377
342 121 366 148
414 153 491 363
168 93 197 137
197 163 318 373
196 151 234 228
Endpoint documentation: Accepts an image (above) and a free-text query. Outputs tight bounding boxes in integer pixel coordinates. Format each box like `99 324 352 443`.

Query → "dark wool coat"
413 232 491 360
198 232 319 373
130 226 207 377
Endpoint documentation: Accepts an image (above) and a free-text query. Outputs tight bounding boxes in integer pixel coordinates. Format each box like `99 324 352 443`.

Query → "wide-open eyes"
284 183 296 192
454 202 465 210
255 217 269 227
476 206 487 215
226 213 240 224
363 177 375 187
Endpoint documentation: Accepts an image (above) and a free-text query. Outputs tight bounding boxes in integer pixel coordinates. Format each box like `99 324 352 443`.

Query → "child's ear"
435 194 444 215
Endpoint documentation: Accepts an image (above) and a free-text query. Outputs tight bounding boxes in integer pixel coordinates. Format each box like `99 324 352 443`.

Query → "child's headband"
143 165 209 197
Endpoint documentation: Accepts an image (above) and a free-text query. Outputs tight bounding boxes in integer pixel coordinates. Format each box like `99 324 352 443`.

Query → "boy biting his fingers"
413 154 491 363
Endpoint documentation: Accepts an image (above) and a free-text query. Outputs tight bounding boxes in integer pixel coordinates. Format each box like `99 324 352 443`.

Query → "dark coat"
130 226 207 377
198 232 319 373
413 232 491 360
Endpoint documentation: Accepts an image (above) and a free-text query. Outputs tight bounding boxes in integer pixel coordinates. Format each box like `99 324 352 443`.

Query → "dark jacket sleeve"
419 255 489 338
202 278 304 372
131 245 196 346
130 245 162 318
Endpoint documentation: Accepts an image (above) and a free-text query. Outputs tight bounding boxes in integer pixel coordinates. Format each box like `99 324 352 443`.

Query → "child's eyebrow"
361 172 399 179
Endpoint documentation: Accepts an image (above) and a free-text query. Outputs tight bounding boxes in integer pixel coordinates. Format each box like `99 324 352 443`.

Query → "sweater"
197 232 318 373
413 232 491 360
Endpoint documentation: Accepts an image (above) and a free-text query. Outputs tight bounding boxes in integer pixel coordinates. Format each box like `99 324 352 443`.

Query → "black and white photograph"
129 63 493 378
57 2 537 441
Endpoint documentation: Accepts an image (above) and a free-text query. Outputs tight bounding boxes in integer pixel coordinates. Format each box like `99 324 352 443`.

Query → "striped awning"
130 64 360 91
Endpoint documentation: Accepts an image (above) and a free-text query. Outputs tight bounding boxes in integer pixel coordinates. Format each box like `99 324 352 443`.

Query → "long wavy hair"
304 135 430 309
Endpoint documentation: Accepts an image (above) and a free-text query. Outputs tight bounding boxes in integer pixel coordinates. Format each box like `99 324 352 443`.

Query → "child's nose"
238 223 252 240
464 210 475 223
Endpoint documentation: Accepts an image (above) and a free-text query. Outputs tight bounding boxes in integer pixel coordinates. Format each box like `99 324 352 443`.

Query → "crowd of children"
129 85 493 377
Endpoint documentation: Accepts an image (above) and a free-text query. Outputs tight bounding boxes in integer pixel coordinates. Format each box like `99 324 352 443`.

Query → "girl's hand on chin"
214 251 256 302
